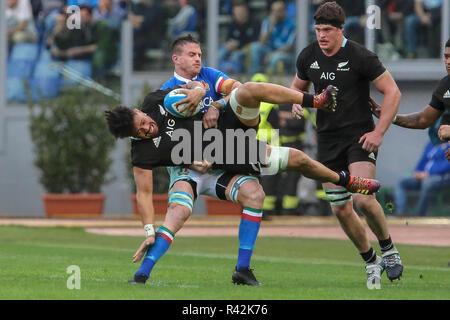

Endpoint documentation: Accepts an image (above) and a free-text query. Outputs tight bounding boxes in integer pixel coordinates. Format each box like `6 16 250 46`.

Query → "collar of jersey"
174 71 198 83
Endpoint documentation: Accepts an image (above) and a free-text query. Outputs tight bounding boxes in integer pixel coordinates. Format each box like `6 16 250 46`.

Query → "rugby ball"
163 89 203 118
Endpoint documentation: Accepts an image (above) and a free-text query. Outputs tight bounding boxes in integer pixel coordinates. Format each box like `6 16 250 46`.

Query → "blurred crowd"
5 0 446 100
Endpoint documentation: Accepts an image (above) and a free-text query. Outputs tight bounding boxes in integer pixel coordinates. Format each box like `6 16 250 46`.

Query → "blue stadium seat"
6 43 39 102
62 59 92 87
30 50 62 101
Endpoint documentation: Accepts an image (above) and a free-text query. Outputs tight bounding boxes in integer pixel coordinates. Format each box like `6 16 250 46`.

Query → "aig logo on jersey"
337 61 350 72
320 72 335 80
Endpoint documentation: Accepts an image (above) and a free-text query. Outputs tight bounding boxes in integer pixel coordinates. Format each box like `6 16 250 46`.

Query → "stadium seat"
61 59 92 87
6 43 40 102
30 50 62 101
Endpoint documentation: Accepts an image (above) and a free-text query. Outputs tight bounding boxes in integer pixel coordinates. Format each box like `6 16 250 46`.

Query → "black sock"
360 247 377 264
302 93 314 109
336 171 350 186
379 236 394 252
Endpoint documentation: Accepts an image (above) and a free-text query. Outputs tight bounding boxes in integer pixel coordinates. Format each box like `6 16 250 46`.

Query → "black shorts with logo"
317 124 377 172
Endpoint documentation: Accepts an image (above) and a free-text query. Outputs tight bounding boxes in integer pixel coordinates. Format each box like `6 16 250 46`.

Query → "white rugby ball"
163 89 203 118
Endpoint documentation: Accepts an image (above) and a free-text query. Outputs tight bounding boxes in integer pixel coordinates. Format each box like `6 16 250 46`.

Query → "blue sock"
236 207 262 271
135 226 174 278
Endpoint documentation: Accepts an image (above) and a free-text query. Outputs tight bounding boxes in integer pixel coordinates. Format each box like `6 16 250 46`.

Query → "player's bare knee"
239 183 265 207
353 194 376 213
167 203 191 221
332 205 353 219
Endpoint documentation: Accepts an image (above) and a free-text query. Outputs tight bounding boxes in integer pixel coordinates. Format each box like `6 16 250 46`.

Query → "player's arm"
359 71 401 152
203 78 242 129
290 74 312 119
132 166 156 263
370 100 442 129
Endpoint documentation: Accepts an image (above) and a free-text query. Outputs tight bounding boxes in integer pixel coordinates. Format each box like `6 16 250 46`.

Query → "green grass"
0 225 449 300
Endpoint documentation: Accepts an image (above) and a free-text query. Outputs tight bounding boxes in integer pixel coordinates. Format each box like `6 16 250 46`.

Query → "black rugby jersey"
131 88 266 174
296 39 386 136
429 75 450 124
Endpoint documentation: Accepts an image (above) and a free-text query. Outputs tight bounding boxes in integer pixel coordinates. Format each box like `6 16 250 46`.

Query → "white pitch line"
8 241 450 273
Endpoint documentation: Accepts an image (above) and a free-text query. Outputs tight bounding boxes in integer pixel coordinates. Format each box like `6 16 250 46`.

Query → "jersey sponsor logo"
153 136 161 148
166 118 176 138
337 61 350 71
310 61 320 69
320 72 335 80
368 152 376 161
444 90 450 99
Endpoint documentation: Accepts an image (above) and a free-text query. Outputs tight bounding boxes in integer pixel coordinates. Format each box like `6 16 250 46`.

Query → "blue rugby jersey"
160 67 229 113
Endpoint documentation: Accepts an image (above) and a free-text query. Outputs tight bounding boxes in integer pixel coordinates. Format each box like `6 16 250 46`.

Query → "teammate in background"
370 39 450 159
290 1 403 287
106 81 382 286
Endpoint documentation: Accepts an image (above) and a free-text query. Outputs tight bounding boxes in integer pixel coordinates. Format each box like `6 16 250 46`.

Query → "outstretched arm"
370 100 442 129
132 166 155 262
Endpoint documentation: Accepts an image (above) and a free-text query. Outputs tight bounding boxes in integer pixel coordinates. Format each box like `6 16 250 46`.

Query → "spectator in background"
394 120 450 216
249 1 295 75
218 1 259 74
6 0 38 48
404 0 442 58
129 0 167 69
165 0 198 43
47 5 97 62
377 0 414 58
92 0 126 76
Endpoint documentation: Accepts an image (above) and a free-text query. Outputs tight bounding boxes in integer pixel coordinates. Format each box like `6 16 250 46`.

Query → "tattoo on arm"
395 112 428 129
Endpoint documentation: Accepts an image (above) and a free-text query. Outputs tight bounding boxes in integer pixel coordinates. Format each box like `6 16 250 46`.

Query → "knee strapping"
325 188 352 206
229 176 259 203
168 191 194 212
230 88 260 120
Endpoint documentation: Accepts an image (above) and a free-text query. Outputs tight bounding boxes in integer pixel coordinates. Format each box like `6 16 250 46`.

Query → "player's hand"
359 130 383 153
292 104 303 119
203 106 220 129
438 125 450 141
413 171 429 181
368 97 381 119
132 235 155 263
191 159 212 173
176 88 205 115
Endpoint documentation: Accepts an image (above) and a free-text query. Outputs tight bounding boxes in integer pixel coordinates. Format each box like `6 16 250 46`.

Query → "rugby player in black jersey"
106 80 382 285
289 1 403 288
370 38 450 162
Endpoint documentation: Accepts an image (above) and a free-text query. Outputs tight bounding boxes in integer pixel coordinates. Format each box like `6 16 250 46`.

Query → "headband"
315 19 343 29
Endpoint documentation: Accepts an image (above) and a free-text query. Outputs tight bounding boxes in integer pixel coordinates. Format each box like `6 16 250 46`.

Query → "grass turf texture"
0 226 449 300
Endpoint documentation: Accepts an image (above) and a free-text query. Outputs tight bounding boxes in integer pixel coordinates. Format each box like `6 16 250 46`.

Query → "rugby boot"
382 247 403 281
232 267 262 286
345 175 381 195
366 256 385 290
313 85 338 112
128 274 148 284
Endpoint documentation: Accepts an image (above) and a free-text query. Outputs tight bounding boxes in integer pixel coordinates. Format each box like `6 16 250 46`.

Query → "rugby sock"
360 247 377 264
336 171 350 186
379 236 394 252
236 207 263 271
135 226 175 278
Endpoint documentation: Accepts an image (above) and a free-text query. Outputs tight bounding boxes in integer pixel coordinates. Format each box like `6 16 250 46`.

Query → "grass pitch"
0 225 449 300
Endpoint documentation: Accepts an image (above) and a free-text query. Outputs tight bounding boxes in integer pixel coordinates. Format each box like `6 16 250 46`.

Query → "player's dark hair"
446 38 450 48
171 34 200 55
314 1 346 28
105 106 135 139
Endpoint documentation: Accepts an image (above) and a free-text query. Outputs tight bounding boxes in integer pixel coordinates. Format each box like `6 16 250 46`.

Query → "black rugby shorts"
317 135 377 172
